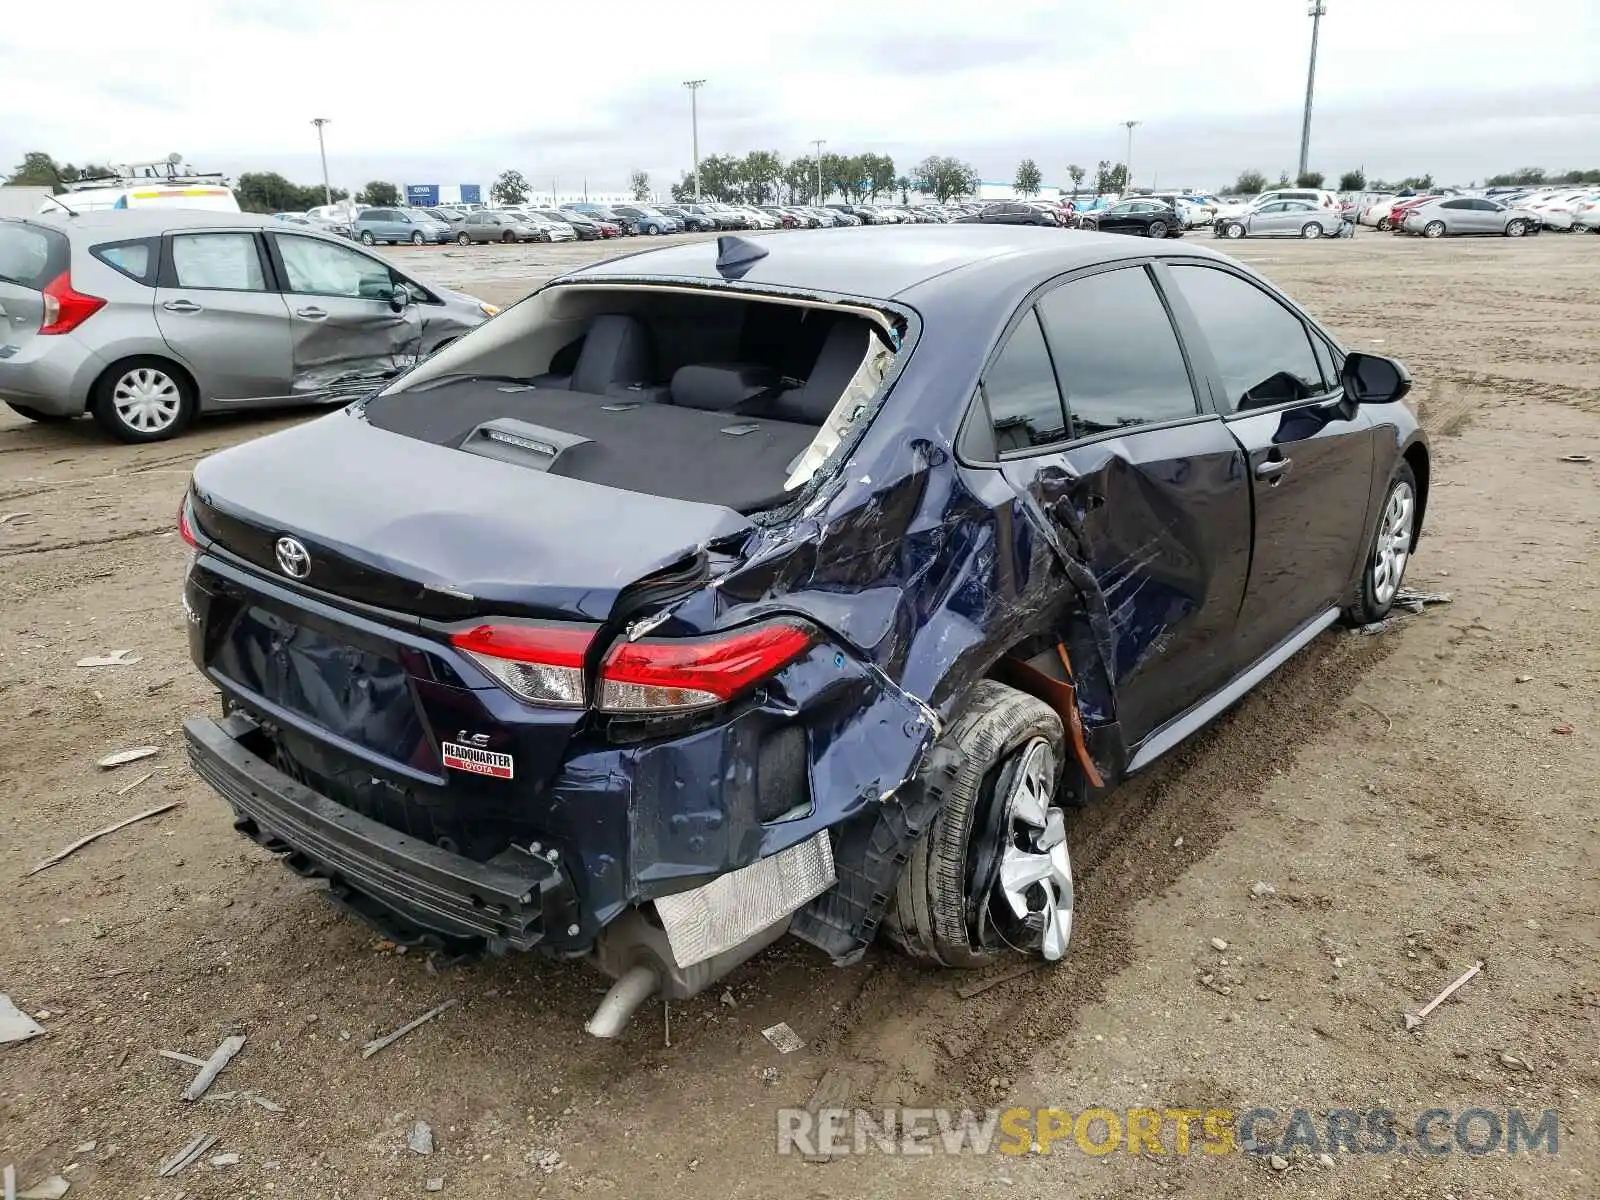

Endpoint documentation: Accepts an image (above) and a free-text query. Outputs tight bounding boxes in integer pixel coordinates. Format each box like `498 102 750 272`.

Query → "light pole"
682 80 705 199
311 117 332 205
1298 2 1327 181
1121 120 1140 194
812 138 826 204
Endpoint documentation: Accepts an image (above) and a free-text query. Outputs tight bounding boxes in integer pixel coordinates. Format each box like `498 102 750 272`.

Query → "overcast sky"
4 0 1597 193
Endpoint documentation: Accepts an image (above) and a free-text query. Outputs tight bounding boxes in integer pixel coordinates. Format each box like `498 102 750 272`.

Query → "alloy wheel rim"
112 367 181 433
1305 224 1322 239
992 738 1073 961
1371 481 1415 606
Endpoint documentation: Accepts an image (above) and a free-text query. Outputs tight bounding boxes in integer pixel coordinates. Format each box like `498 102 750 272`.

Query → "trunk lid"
0 220 68 349
190 408 753 622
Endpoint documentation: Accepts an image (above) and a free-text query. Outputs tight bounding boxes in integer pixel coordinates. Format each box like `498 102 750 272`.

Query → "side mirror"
1339 351 1411 405
389 283 412 313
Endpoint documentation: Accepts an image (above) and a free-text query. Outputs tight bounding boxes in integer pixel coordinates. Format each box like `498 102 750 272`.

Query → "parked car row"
1356 186 1600 235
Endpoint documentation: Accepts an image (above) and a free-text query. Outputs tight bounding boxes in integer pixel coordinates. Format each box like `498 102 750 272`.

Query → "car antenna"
714 234 768 279
42 193 79 217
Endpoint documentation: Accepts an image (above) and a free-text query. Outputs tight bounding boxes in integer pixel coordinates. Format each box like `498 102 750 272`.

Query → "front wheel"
359 231 376 245
1376 217 1392 231
888 680 1072 968
1505 219 1528 237
456 232 470 245
1224 222 1245 239
1302 222 1324 239
410 232 425 245
1345 462 1419 625
502 231 515 243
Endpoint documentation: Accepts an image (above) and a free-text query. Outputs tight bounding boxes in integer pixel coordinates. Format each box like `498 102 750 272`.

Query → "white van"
42 182 241 216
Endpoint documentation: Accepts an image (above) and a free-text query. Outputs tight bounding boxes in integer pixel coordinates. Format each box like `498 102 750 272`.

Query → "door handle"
295 307 329 320
162 299 202 314
1255 457 1293 481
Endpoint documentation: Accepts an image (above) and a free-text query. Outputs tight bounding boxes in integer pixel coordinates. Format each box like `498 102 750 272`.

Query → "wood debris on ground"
24 803 180 877
361 999 458 1059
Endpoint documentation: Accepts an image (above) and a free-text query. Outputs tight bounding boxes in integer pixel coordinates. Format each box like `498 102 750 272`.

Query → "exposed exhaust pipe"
584 963 660 1038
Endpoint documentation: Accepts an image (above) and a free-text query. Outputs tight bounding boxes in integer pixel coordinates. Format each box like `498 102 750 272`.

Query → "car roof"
23 209 281 237
561 224 1230 302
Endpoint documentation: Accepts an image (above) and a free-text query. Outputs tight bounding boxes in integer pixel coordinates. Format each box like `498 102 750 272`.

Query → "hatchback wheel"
359 230 376 245
1376 217 1392 231
1224 222 1245 239
1147 220 1168 239
456 232 470 245
889 680 1072 968
1346 462 1418 624
91 358 196 443
1506 219 1527 237
502 231 515 243
410 231 425 245
1423 221 1447 239
1302 222 1324 239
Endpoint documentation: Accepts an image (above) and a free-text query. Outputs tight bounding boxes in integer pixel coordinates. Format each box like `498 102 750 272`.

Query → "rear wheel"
5 402 72 424
1506 219 1528 237
1147 219 1168 239
90 357 196 443
1302 222 1324 239
1423 221 1447 239
888 680 1072 968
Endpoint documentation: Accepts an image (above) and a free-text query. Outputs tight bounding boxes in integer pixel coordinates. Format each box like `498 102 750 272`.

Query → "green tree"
1485 167 1546 187
491 169 530 206
7 151 64 191
629 169 651 201
1014 158 1043 197
784 156 818 203
910 155 979 204
1096 161 1128 193
1338 169 1366 192
1295 170 1325 188
895 174 912 205
858 152 896 201
1232 170 1268 195
736 151 783 204
1066 163 1086 195
1399 174 1435 190
357 180 401 206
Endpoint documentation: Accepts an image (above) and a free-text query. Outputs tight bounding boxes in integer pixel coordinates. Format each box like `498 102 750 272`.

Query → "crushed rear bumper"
184 712 577 953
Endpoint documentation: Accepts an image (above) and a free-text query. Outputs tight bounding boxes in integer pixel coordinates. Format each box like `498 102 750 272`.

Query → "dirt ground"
2 230 1597 1200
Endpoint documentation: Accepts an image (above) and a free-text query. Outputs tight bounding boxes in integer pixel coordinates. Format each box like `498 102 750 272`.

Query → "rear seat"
532 314 668 400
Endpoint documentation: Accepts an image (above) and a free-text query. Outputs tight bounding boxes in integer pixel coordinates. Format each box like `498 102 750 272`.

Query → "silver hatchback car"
0 211 495 441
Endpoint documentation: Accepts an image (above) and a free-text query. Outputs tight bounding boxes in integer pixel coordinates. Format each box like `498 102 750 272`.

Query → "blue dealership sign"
460 184 481 205
406 184 440 207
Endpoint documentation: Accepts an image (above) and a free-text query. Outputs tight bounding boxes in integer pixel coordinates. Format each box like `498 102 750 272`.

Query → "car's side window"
170 233 268 292
92 239 156 284
1037 266 1198 437
1166 266 1326 413
274 235 393 300
982 309 1068 453
1440 199 1469 210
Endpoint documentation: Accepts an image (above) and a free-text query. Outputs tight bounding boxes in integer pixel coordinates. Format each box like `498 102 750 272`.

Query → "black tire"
1147 220 1168 239
502 231 515 243
89 357 198 444
1423 221 1446 239
1376 217 1392 232
359 230 376 245
456 232 470 245
5 402 73 424
1505 219 1527 238
1224 222 1245 239
888 680 1069 968
410 232 425 245
1344 461 1419 625
1302 222 1324 239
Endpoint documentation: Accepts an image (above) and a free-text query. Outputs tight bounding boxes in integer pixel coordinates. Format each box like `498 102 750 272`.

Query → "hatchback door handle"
162 299 202 314
1255 457 1293 480
295 307 328 320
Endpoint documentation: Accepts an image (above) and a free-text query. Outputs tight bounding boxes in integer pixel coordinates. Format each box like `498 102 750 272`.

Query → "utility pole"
1299 2 1327 180
1121 120 1140 194
310 118 332 205
812 139 826 204
682 79 706 199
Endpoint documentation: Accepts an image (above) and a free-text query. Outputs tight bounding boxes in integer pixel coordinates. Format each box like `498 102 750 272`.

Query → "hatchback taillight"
38 271 105 336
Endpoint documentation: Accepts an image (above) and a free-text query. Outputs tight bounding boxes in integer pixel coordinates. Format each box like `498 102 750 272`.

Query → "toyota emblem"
274 536 311 579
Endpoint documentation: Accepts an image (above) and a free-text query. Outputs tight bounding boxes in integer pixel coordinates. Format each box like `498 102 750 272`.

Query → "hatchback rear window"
93 239 156 283
0 221 66 290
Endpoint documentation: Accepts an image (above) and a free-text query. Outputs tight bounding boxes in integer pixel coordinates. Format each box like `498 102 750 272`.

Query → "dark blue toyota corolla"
180 226 1428 1035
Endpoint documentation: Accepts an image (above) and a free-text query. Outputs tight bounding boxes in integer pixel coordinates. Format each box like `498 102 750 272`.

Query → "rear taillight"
38 272 105 336
450 623 594 707
598 622 815 713
178 496 198 547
